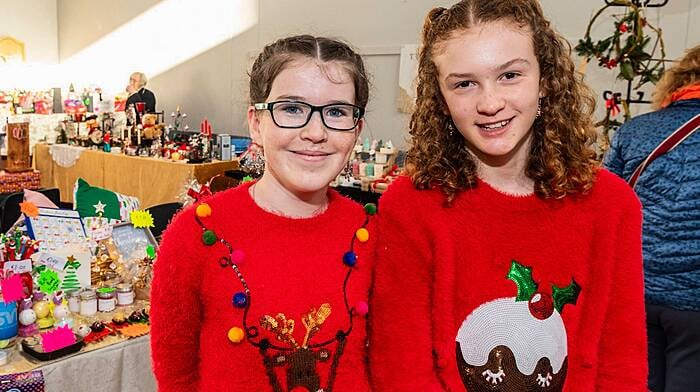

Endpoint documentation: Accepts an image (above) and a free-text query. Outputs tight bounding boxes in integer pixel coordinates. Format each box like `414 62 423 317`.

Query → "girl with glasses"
369 1 647 391
151 35 373 392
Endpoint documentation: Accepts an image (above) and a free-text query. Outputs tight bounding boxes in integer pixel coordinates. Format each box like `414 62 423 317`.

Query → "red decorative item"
618 23 628 33
528 292 554 320
606 97 621 117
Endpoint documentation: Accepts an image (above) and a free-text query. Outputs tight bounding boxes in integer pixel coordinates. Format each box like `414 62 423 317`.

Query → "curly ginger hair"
407 0 600 203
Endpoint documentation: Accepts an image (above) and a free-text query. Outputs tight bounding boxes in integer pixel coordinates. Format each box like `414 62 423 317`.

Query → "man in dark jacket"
125 71 156 124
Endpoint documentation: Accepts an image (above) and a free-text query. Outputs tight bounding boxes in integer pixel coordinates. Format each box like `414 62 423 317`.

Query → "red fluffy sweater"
369 169 647 391
151 182 372 392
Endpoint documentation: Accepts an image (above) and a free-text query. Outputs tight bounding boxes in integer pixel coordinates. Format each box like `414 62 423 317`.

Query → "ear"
353 118 365 141
247 106 262 145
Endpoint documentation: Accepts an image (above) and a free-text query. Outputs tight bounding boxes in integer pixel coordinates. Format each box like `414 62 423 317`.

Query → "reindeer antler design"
301 303 332 348
260 313 298 349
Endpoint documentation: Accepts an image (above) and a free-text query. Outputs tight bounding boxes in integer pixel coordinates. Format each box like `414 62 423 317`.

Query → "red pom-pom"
355 301 369 316
231 250 245 266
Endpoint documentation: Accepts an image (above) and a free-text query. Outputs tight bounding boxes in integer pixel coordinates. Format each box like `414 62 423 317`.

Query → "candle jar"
79 289 97 316
97 287 116 312
116 283 134 306
66 290 81 314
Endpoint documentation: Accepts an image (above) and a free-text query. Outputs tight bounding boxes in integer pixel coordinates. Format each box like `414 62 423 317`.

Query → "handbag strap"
628 113 700 189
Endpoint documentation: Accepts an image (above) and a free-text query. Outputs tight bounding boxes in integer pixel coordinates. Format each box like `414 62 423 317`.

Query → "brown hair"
652 45 700 109
408 0 599 203
249 35 369 107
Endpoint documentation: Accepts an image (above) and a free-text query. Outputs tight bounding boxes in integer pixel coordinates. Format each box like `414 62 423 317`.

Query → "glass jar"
116 283 134 306
97 287 116 312
66 289 81 314
79 289 98 316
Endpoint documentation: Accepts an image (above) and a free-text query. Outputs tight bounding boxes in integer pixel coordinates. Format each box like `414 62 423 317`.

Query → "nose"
476 85 505 115
299 111 328 143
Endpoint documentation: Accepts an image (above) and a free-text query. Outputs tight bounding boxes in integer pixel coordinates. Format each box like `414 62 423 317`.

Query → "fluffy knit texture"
369 169 647 391
150 181 373 392
605 98 700 311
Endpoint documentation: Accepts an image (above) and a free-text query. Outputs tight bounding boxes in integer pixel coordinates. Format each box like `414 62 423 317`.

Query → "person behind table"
369 1 647 391
150 35 374 392
605 45 700 392
125 71 156 124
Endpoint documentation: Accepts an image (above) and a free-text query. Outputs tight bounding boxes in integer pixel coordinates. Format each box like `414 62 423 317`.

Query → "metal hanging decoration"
575 0 668 142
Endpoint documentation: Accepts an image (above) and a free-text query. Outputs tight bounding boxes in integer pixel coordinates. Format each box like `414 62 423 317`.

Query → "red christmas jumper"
369 169 647 391
151 181 372 392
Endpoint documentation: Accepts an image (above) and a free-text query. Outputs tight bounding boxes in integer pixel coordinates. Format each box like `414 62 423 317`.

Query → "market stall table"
0 301 156 392
33 143 238 208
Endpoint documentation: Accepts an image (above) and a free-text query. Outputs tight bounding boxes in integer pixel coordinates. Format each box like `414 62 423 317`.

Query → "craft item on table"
0 370 45 390
0 292 18 347
52 291 73 328
134 247 155 300
239 143 265 178
21 327 84 361
110 222 157 265
81 321 114 344
25 207 87 254
73 178 140 221
91 240 122 287
18 298 38 337
75 323 91 338
60 256 81 292
32 292 55 329
118 323 150 338
32 247 91 290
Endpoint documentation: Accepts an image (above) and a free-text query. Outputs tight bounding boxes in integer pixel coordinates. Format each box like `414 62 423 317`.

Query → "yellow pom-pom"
196 203 212 218
227 327 245 343
355 227 369 243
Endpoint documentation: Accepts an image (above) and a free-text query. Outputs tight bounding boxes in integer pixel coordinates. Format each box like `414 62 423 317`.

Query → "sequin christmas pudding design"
455 261 581 391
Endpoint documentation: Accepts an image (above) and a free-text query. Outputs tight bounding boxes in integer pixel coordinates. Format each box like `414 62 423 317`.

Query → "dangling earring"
446 117 456 138
535 98 542 119
240 142 265 178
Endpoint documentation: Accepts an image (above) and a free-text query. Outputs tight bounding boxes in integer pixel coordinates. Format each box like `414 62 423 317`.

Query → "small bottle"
97 287 116 312
79 289 98 316
116 283 135 306
66 289 81 314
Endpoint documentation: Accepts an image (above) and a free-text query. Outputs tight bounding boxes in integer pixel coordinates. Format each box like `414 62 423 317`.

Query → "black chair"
145 202 183 241
0 188 61 233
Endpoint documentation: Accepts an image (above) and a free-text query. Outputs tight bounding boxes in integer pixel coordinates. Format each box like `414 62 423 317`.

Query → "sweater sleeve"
150 210 203 392
369 189 444 391
595 192 648 390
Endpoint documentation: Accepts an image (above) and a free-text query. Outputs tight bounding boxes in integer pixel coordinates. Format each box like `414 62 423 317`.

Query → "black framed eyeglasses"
254 100 364 131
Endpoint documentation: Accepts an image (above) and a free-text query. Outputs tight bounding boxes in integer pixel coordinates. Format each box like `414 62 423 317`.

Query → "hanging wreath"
574 0 666 142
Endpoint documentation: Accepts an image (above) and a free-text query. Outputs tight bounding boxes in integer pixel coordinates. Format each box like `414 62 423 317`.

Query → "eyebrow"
444 58 531 80
271 95 354 105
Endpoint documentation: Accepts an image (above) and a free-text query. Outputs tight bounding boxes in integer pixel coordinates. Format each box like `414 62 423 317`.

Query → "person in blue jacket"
605 45 700 392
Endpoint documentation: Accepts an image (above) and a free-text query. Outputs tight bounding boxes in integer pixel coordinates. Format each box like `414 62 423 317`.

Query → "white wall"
0 0 58 64
19 0 700 148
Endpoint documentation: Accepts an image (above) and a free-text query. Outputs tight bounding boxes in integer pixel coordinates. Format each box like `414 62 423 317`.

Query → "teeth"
482 120 509 130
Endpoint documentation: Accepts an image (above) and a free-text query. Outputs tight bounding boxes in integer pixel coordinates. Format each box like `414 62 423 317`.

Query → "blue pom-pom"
343 251 357 267
232 292 248 308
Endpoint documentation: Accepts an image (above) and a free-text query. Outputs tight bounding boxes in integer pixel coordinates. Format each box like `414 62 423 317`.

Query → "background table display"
34 143 237 208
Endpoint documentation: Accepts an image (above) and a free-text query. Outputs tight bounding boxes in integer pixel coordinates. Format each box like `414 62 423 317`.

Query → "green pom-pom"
146 245 156 259
202 230 217 246
364 203 377 215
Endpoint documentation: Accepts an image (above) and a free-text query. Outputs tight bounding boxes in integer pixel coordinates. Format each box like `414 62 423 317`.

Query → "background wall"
6 0 700 148
0 0 58 64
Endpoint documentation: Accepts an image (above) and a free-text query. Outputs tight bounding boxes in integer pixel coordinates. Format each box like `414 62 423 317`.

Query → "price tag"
36 253 68 271
3 259 32 274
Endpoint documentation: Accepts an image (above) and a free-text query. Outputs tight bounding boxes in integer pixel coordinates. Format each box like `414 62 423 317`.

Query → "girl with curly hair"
369 1 647 390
